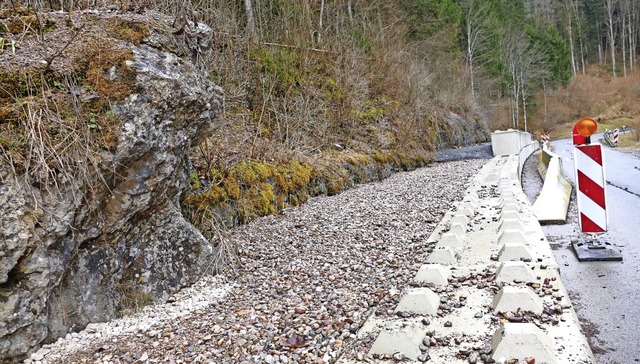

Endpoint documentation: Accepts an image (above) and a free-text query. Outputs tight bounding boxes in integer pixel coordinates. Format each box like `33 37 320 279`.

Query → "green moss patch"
185 149 431 230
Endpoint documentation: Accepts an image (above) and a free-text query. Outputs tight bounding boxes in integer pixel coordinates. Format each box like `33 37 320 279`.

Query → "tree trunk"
621 5 627 77
605 0 617 77
542 77 548 125
467 20 476 102
315 0 325 43
520 70 527 132
565 2 577 76
580 37 586 74
319 0 325 30
243 0 257 43
628 7 635 71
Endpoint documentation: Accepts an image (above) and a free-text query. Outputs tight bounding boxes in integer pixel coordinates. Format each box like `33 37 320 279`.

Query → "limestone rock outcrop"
0 10 222 361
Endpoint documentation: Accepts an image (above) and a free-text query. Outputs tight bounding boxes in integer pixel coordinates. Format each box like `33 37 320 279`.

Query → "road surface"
529 136 640 364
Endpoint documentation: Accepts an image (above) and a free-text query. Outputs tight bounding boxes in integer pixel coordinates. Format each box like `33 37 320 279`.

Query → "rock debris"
28 159 487 364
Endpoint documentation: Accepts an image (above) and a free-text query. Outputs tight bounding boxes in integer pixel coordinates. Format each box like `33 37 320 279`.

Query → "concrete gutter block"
492 286 544 314
442 210 455 221
451 214 470 226
462 196 479 207
497 181 516 192
503 169 519 182
464 190 479 201
498 177 514 187
498 196 518 208
395 288 440 315
456 203 475 217
491 323 558 364
426 225 447 243
449 222 467 235
495 261 537 284
368 322 424 359
499 190 515 200
413 264 451 285
500 202 520 214
498 218 526 232
498 243 533 262
427 246 459 265
486 172 500 182
498 229 529 245
500 210 524 222
437 232 465 248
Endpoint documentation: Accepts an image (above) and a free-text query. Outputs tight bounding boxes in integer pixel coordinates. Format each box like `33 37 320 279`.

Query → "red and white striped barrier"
540 133 550 143
574 144 608 232
613 128 619 145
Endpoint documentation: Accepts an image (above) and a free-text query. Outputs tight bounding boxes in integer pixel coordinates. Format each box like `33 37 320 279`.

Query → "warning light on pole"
573 117 598 145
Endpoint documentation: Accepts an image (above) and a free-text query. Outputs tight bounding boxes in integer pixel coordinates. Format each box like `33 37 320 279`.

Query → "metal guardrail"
603 126 635 147
603 130 615 147
603 125 634 148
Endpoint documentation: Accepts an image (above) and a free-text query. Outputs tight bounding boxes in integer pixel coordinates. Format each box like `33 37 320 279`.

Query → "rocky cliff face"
0 10 222 361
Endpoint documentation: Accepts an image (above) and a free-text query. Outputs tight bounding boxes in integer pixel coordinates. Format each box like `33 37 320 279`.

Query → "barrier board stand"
570 118 622 261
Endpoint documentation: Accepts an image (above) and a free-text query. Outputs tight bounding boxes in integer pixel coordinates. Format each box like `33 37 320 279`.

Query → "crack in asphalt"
607 181 640 199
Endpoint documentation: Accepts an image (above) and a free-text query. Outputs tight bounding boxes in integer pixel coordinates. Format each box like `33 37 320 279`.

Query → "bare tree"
461 0 492 103
605 0 617 77
501 29 525 128
563 0 578 76
316 0 325 43
620 0 637 73
501 26 548 131
621 1 627 77
244 0 257 43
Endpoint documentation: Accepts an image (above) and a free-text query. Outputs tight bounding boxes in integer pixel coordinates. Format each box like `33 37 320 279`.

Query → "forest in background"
2 0 640 230
5 1 639 140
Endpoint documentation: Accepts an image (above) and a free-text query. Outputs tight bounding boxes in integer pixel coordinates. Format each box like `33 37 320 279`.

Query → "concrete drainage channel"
339 154 595 364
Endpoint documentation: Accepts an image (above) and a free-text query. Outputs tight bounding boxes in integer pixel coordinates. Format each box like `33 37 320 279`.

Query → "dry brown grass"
628 118 640 142
0 73 104 194
486 101 514 131
534 65 640 133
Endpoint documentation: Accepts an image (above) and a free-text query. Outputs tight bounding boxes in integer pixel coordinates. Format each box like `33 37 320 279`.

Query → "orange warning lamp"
573 117 598 145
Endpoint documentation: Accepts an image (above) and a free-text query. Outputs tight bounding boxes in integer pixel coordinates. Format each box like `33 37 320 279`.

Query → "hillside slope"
0 6 489 361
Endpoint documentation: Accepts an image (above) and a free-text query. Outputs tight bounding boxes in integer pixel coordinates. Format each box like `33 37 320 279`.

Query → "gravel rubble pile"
28 159 487 364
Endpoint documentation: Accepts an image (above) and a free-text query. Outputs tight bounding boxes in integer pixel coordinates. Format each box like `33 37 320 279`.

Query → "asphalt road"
525 136 640 364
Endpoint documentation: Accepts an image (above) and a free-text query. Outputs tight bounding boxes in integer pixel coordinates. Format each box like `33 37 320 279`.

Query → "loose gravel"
434 143 493 162
28 159 487 364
